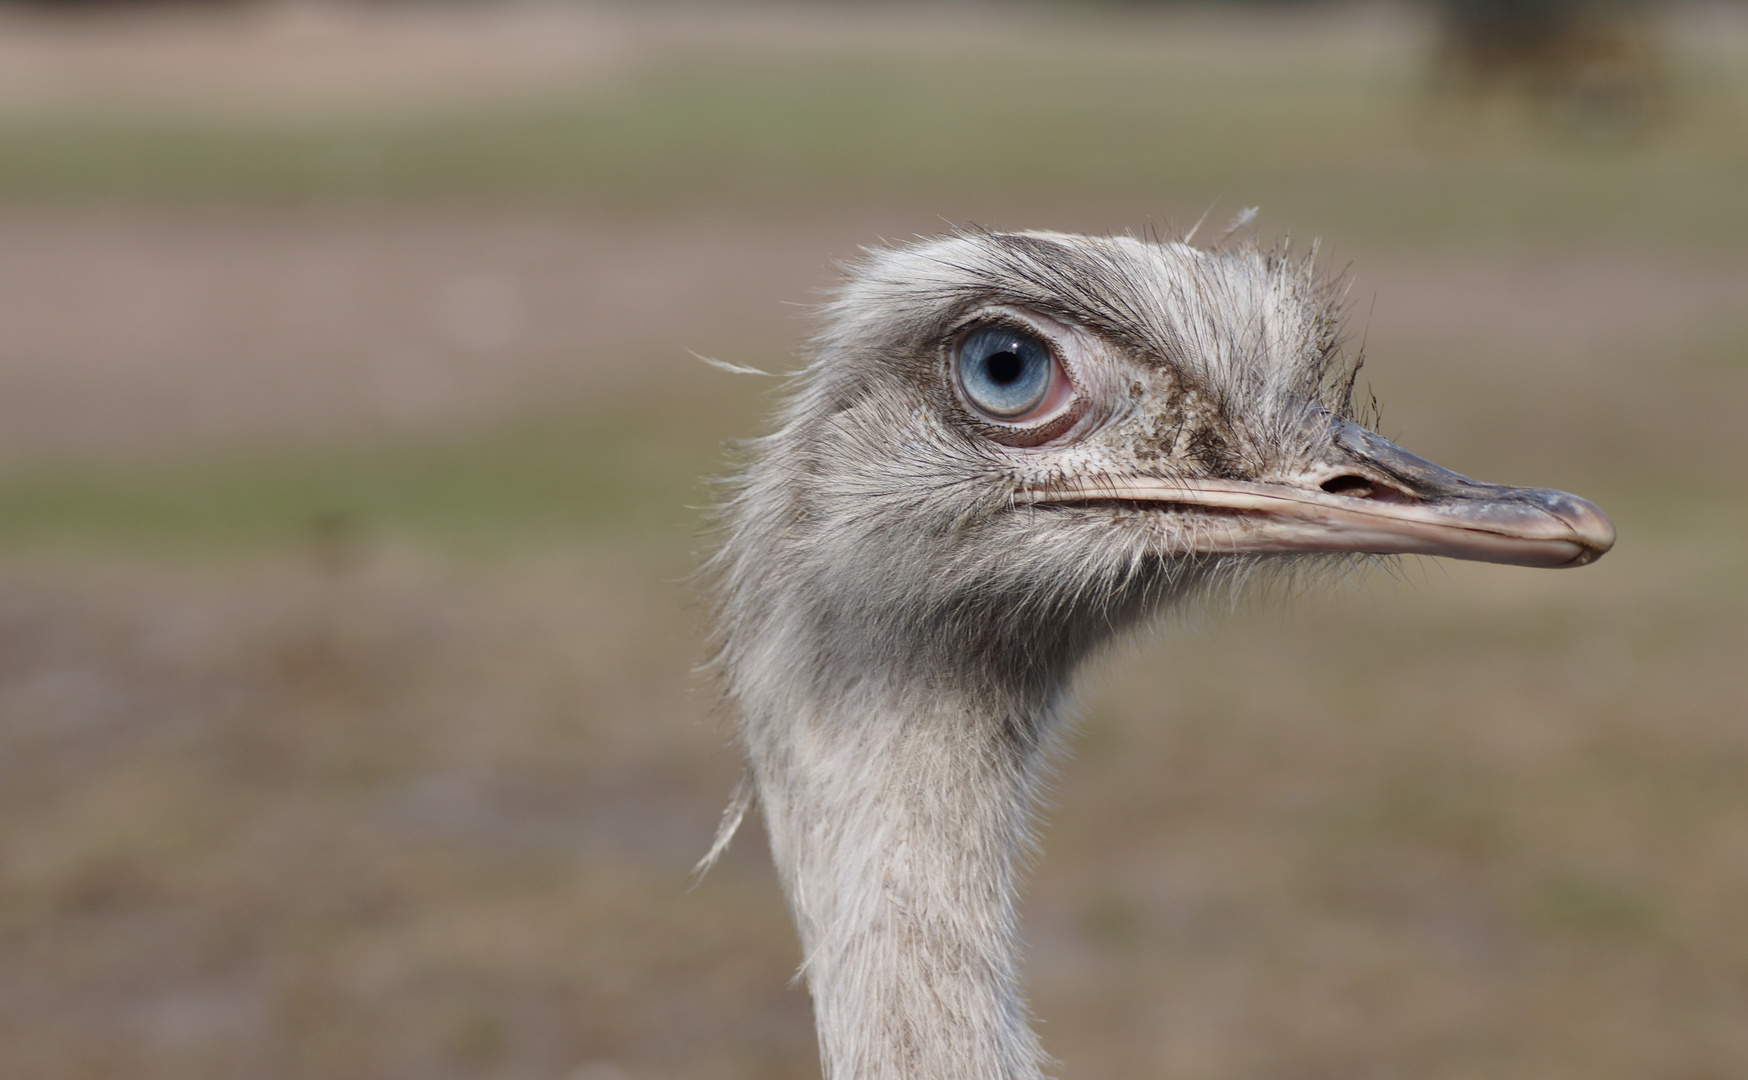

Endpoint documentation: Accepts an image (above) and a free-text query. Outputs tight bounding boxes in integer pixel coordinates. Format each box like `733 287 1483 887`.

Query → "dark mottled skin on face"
1043 353 1267 489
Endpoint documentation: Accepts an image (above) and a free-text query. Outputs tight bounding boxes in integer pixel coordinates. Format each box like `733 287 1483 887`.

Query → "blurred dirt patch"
1348 244 1748 486
0 208 893 463
0 0 638 121
0 7 1738 1073
0 0 1416 123
0 547 812 1080
0 531 1743 1080
0 208 1744 469
1032 539 1748 1080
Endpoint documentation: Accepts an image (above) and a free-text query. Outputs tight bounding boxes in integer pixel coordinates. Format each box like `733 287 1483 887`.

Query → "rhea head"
715 230 1612 718
707 229 1614 1080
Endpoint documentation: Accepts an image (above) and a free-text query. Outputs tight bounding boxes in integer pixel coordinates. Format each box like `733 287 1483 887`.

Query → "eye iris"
959 327 1053 420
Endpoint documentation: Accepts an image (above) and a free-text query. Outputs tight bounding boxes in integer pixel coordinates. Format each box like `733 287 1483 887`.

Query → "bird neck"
747 678 1054 1080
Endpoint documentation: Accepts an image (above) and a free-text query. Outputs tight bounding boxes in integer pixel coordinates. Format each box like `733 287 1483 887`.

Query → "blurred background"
0 0 1743 1078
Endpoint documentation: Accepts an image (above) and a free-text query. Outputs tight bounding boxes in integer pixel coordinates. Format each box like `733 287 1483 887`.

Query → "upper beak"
1022 420 1615 569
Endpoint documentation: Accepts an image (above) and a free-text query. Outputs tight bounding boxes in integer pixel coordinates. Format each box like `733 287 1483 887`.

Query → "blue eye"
957 325 1056 421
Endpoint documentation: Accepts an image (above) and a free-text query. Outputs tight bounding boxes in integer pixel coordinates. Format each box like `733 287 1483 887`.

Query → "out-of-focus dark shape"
1431 0 1667 138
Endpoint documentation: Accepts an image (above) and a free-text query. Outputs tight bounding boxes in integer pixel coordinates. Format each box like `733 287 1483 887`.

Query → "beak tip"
1544 492 1616 567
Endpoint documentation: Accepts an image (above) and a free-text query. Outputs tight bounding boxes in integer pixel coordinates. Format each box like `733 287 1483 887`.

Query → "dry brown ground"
1 513 1744 1080
0 207 1743 466
0 208 886 462
0 0 634 121
0 4 1745 1079
0 1 1422 122
0 547 800 1080
0 204 1741 1080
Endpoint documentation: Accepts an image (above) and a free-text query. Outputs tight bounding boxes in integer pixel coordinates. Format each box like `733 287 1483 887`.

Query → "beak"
1022 421 1615 569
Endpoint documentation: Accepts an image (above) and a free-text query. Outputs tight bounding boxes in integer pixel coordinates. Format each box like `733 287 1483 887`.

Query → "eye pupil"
956 325 1057 421
986 351 1023 385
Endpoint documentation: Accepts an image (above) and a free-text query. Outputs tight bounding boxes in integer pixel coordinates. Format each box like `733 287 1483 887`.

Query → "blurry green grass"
0 385 763 557
4 51 1745 244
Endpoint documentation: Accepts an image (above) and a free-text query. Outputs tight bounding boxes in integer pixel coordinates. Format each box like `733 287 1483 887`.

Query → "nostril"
1321 474 1415 503
1321 475 1376 498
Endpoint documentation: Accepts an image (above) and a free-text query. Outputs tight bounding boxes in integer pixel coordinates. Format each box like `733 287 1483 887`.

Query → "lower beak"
1022 421 1615 569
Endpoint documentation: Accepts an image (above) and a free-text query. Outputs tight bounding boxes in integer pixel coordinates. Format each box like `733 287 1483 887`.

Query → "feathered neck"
738 660 1057 1080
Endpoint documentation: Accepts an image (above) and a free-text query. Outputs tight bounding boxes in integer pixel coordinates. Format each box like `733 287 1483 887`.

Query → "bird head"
716 230 1613 704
